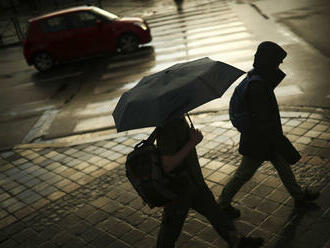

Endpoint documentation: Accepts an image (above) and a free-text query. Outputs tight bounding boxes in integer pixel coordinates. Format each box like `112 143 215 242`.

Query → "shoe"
219 202 241 219
301 188 320 202
295 188 320 206
233 236 264 248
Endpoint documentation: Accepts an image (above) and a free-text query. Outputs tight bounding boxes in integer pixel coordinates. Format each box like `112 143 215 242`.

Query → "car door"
90 9 119 52
66 11 104 57
39 15 74 60
96 18 117 52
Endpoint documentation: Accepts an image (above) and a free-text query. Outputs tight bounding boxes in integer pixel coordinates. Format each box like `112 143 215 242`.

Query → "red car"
23 6 152 71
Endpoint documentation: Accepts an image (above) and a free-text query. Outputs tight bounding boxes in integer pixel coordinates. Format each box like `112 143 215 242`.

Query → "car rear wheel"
118 34 139 53
33 52 54 72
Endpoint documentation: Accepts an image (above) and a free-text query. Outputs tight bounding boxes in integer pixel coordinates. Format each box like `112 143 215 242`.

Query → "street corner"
0 109 329 247
0 115 42 150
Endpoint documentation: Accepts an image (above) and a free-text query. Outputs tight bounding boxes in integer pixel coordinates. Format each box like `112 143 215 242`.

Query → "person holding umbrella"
156 115 264 248
218 41 320 219
113 57 264 247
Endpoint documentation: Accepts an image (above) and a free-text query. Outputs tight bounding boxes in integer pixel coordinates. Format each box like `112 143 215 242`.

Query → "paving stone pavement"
1 109 330 248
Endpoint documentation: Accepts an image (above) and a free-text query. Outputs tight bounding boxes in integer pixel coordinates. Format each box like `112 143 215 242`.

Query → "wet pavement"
1 108 330 248
2 0 330 150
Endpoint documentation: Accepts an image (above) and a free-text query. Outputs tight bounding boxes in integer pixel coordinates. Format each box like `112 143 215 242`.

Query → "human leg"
271 153 304 200
271 153 319 205
192 184 238 245
220 156 262 204
156 200 189 248
192 184 263 248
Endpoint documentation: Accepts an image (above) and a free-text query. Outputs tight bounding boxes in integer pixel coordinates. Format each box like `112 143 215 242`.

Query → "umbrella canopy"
113 57 245 132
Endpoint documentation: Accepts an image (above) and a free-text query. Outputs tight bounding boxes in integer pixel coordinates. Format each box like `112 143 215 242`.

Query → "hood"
252 41 287 89
253 41 287 70
118 17 144 23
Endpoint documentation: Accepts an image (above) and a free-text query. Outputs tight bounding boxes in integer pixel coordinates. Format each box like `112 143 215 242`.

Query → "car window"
40 16 68 32
92 8 118 21
68 11 99 29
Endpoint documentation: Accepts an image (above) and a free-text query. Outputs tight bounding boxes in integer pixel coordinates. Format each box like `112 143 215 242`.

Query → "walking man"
218 41 320 218
156 116 263 248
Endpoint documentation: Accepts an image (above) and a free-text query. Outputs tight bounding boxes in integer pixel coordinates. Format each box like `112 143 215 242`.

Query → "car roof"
29 5 97 22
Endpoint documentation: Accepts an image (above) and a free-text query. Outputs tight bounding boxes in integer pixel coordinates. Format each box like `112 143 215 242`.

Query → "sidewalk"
0 108 329 248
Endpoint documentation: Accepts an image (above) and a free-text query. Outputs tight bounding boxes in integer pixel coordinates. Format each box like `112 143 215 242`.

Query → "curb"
4 106 329 151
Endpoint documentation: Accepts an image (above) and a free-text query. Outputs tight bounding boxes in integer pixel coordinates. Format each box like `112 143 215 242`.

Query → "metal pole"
53 0 59 9
186 113 194 129
11 17 24 43
10 0 17 14
31 0 38 13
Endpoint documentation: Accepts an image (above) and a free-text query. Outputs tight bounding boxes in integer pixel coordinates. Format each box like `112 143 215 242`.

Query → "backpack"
125 128 178 209
229 74 261 133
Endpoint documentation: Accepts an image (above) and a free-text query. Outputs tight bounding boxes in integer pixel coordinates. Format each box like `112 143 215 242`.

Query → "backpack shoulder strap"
146 127 158 144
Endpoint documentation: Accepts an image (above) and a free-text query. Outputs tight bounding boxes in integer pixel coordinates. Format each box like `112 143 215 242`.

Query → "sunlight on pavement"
73 115 115 132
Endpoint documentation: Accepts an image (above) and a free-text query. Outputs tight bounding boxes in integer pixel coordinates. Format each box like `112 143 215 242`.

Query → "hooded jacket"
238 42 301 164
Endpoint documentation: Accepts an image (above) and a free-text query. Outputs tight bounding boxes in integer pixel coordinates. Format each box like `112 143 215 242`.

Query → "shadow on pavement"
32 46 155 85
271 203 321 248
31 46 155 100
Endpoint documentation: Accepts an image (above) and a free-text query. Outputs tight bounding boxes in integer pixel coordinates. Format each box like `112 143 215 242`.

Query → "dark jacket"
238 69 301 164
156 118 205 196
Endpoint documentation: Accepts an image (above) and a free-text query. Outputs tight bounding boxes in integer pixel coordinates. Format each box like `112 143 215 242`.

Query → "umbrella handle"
186 113 194 129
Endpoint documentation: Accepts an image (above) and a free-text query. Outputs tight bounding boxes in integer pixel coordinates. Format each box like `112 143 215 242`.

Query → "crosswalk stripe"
146 5 230 25
152 31 253 51
100 35 254 82
231 61 253 71
148 10 235 28
152 21 245 39
154 34 253 55
152 26 248 44
187 39 254 57
100 38 254 79
274 85 303 96
154 40 254 62
99 48 254 86
149 14 238 33
95 1 303 101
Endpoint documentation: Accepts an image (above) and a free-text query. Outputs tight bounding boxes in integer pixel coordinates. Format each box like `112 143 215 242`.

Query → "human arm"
161 128 203 174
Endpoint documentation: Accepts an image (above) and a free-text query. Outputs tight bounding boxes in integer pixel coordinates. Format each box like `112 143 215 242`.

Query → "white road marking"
76 98 120 116
82 3 259 130
74 115 115 132
274 84 303 97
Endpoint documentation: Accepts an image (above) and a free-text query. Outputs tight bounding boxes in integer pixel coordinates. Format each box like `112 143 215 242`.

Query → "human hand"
190 128 203 146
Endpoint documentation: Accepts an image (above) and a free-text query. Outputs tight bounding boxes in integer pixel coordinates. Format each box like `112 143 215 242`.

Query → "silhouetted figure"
174 0 183 12
218 41 320 219
156 116 263 248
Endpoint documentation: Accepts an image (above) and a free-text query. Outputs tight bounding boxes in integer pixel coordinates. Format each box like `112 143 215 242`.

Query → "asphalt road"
0 0 329 149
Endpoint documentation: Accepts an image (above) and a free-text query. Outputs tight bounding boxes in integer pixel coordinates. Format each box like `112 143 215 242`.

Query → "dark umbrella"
113 57 245 132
